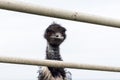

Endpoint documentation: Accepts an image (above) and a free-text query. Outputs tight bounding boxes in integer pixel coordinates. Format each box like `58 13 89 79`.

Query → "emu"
38 23 72 80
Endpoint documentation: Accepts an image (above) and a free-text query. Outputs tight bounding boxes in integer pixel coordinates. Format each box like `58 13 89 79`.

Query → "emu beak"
51 33 64 40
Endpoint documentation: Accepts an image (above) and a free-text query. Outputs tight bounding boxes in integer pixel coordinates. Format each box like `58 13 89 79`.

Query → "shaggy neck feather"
45 43 65 78
46 43 62 61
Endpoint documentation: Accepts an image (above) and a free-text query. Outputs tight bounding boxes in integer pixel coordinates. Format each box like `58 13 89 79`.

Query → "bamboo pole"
0 56 120 72
0 0 120 28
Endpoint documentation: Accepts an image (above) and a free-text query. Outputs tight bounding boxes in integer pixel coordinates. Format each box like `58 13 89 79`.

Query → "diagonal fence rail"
0 0 120 28
0 56 120 72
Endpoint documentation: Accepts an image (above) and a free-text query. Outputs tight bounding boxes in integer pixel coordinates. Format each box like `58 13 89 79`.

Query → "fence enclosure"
0 0 120 72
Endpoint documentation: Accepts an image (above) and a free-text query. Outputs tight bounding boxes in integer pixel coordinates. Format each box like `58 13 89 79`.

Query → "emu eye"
61 32 65 35
47 30 54 35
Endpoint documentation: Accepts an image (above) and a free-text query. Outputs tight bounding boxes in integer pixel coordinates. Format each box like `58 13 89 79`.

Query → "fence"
0 0 120 72
0 56 120 72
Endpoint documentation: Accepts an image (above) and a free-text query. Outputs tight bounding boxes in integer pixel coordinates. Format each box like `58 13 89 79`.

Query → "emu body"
38 23 72 80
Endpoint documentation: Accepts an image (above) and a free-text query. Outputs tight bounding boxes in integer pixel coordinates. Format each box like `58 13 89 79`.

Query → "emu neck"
46 43 66 78
46 43 62 61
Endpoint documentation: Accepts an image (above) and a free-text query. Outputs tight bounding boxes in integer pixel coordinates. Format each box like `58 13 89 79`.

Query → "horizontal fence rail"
0 0 120 28
0 56 120 72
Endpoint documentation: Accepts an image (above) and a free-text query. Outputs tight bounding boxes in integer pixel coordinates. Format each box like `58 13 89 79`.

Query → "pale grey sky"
0 0 120 80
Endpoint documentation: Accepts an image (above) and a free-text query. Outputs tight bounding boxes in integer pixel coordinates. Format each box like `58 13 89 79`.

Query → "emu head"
44 23 66 46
